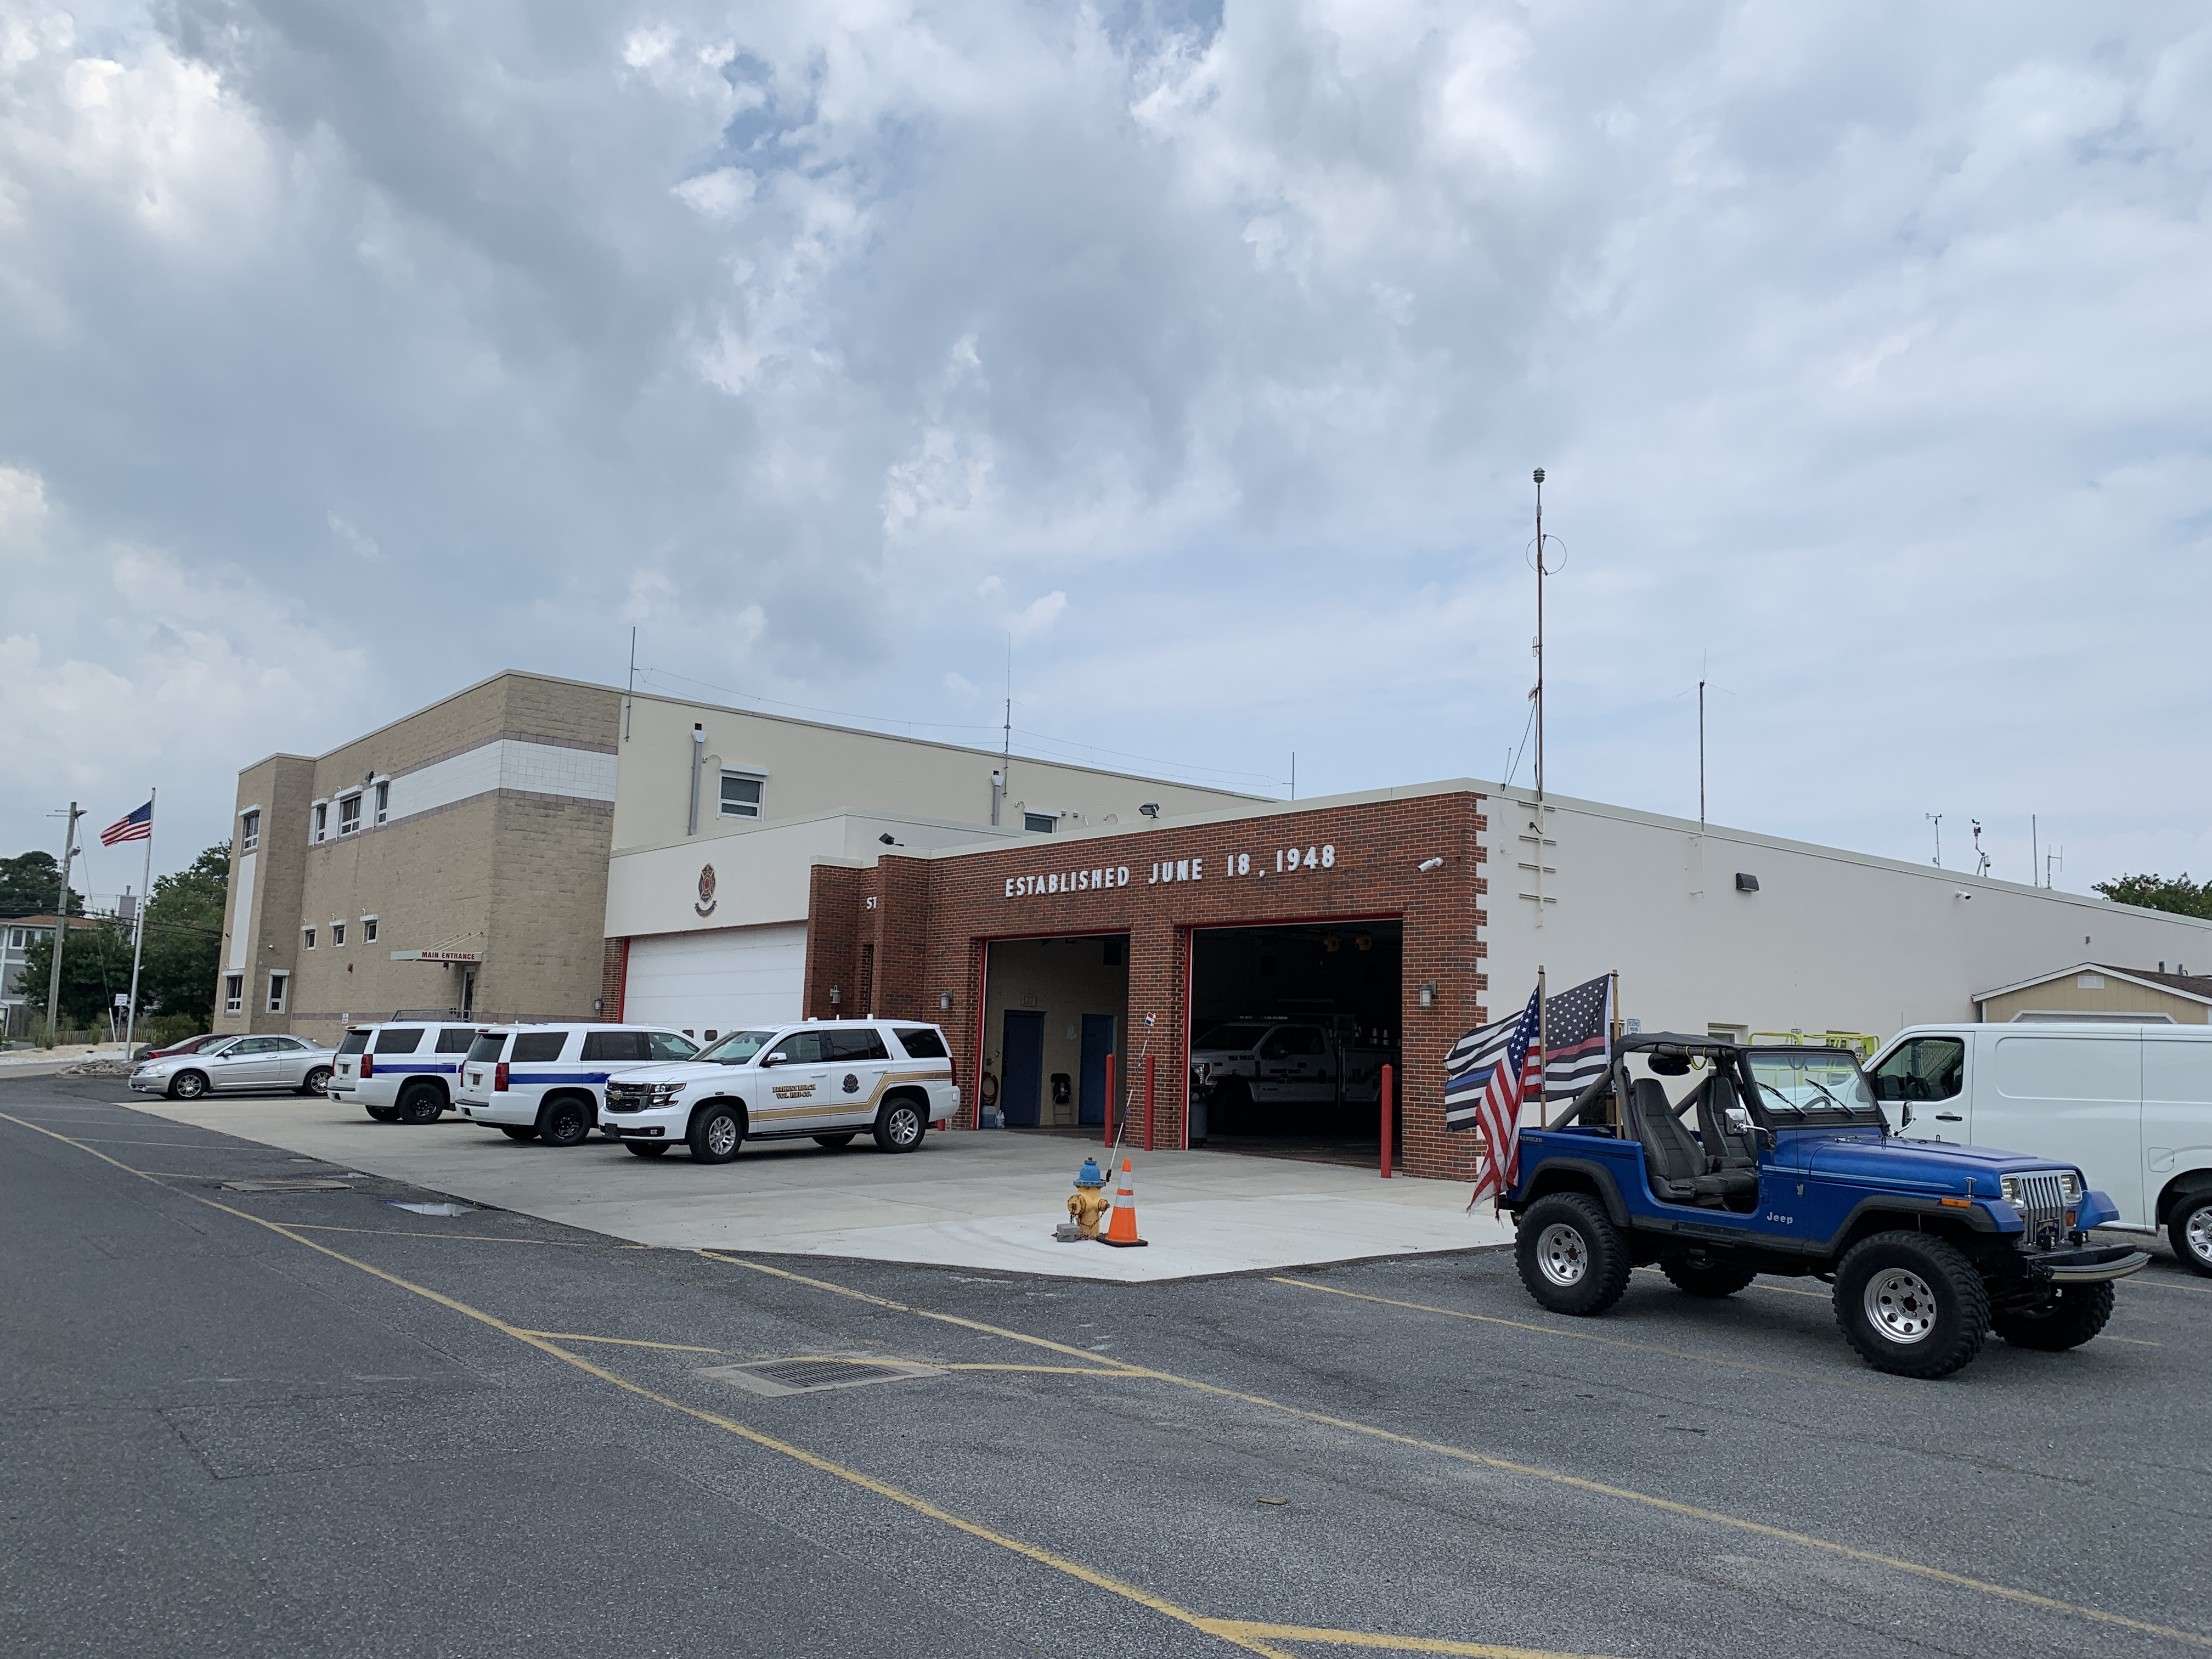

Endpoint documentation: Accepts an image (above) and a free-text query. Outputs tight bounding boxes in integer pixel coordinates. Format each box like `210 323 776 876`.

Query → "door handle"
1936 1113 1962 1122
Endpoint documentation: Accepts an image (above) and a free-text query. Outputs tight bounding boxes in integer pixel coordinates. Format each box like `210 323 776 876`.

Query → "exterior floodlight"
1138 804 1160 819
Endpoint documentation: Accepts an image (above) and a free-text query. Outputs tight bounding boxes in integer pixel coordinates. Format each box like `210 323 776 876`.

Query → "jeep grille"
2006 1172 2072 1250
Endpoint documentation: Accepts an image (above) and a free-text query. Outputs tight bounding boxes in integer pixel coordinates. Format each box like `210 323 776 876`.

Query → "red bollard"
1104 1052 1115 1146
1143 1053 1155 1152
1380 1062 1394 1180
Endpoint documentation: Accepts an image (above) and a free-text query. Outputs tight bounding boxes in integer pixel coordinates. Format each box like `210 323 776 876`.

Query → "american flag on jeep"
1444 983 1543 1206
1539 973 1615 1101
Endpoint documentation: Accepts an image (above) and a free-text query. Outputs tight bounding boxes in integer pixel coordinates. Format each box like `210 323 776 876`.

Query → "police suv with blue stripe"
454 1024 702 1147
330 1022 484 1124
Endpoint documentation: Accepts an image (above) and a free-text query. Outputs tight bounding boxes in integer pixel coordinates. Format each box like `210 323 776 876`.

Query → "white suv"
454 1024 702 1148
330 1021 484 1124
600 1019 960 1163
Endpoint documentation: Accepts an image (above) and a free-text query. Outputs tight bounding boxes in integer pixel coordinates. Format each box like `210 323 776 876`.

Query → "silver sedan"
129 1035 337 1101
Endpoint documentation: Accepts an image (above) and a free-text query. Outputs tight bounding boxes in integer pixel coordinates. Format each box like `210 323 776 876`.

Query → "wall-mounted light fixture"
828 986 841 1006
878 832 902 846
1417 856 1445 872
1734 872 1760 893
1138 804 1160 819
1418 981 1437 1009
938 991 953 1012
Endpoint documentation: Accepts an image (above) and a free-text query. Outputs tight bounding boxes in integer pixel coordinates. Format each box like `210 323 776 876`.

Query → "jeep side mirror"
1723 1107 1753 1136
1899 1101 1913 1127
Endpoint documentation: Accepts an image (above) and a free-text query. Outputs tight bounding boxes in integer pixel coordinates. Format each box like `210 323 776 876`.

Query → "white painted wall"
1480 788 2212 1044
622 923 808 1035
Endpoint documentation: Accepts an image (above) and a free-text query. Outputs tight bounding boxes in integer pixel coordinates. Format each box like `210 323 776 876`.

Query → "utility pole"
45 803 81 1046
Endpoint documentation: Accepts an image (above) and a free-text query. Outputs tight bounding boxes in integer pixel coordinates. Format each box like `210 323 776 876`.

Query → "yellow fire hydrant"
1062 1158 1113 1241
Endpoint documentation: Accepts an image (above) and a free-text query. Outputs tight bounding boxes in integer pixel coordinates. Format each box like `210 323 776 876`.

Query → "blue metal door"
1001 1011 1045 1127
1079 1014 1116 1127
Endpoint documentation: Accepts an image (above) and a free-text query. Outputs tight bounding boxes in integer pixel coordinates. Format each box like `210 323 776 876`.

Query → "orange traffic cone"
1099 1155 1148 1248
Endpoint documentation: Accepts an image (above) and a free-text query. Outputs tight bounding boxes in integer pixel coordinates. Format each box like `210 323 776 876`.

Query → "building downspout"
687 724 705 836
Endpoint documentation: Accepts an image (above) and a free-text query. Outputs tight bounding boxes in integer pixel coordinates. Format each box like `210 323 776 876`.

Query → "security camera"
1138 804 1160 819
1417 856 1445 872
1955 890 1972 901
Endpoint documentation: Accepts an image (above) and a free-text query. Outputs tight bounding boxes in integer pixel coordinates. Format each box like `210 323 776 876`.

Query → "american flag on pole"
100 800 154 847
1444 984 1544 1206
1540 973 1615 1101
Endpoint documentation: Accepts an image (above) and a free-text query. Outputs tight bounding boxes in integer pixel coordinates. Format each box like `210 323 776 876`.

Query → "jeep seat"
1634 1079 1756 1209
1696 1075 1758 1170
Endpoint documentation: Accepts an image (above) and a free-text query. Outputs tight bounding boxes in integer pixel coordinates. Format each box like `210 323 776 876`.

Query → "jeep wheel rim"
1864 1268 1939 1344
705 1115 738 1156
1535 1223 1589 1288
2186 1207 2212 1266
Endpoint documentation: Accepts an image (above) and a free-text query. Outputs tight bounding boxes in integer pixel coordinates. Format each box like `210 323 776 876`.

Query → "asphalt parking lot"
8 1074 2210 1659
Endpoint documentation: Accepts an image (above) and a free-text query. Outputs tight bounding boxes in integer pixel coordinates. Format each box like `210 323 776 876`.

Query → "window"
241 810 261 851
362 916 378 944
224 975 244 1014
373 1027 426 1054
895 1027 949 1060
313 803 328 843
8 928 24 950
435 1028 478 1054
267 1037 307 1051
827 1029 891 1062
1870 1037 1966 1104
338 1030 371 1054
338 794 362 834
1261 1027 1327 1059
580 1031 652 1063
374 781 390 825
719 770 765 820
302 927 317 950
704 1029 719 1042
1024 812 1056 833
764 1031 832 1065
266 972 289 1014
509 1031 568 1063
331 922 346 947
650 1032 701 1062
466 1032 509 1064
699 1029 774 1063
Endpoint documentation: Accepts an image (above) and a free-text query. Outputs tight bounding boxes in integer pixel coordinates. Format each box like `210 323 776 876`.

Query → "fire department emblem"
694 864 718 917
843 1073 861 1094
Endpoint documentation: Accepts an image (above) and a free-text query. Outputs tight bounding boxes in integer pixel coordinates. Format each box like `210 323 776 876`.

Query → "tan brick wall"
217 754 316 1035
804 792 1492 1179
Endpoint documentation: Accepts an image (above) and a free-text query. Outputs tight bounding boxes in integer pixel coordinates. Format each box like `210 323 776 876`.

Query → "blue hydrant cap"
1075 1158 1105 1186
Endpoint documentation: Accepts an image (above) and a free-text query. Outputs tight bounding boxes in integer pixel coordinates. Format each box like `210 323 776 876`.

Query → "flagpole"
123 790 154 1055
1534 964 1548 1128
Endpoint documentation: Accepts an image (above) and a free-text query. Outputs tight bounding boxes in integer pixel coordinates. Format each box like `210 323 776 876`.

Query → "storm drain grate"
697 1357 944 1398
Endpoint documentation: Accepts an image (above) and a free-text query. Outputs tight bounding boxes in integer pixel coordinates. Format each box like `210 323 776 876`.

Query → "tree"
2092 873 2212 920
0 849 83 919
16 842 229 1032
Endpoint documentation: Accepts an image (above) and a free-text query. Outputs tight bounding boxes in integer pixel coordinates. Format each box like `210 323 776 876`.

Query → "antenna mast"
1533 469 1546 804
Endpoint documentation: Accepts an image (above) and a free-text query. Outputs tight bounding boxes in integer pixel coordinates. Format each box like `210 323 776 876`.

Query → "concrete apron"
121 1096 1514 1282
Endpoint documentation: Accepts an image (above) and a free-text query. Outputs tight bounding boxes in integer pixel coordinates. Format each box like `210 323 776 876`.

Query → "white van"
453 1024 703 1147
1868 1022 2212 1274
330 1021 484 1123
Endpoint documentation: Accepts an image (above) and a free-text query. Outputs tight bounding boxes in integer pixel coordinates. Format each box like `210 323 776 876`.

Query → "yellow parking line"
2125 1275 2212 1296
693 1247 2212 1652
1198 1625 1623 1657
1273 1276 1865 1387
2097 1335 2162 1348
276 1223 631 1248
514 1330 724 1353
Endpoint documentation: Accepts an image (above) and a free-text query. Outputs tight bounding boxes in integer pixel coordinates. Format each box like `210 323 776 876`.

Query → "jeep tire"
1661 1257 1757 1299
1992 1282 2115 1351
2166 1192 2212 1278
689 1103 744 1164
537 1096 594 1149
1515 1193 1632 1316
1833 1231 1989 1379
397 1080 444 1126
873 1099 926 1154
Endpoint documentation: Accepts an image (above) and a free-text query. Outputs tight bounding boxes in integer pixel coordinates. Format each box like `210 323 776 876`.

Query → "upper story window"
338 793 362 834
374 781 390 825
302 927 317 950
331 922 346 947
719 769 765 820
1023 812 1057 834
224 975 244 1014
240 810 261 852
266 972 289 1014
362 916 379 944
312 802 328 843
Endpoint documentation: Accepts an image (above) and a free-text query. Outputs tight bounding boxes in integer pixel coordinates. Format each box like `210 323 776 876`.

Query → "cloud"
0 2 2208 895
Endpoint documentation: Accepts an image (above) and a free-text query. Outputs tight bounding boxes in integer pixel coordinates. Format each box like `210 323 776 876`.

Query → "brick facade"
803 789 1492 1180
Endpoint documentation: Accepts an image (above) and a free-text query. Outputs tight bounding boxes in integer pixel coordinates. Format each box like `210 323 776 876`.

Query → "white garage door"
623 923 808 1036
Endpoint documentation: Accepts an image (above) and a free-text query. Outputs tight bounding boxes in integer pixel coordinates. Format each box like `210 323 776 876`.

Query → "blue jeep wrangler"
1504 1034 2148 1378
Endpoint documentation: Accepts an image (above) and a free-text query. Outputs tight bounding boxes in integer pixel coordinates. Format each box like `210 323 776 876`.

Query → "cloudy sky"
3 0 2208 903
